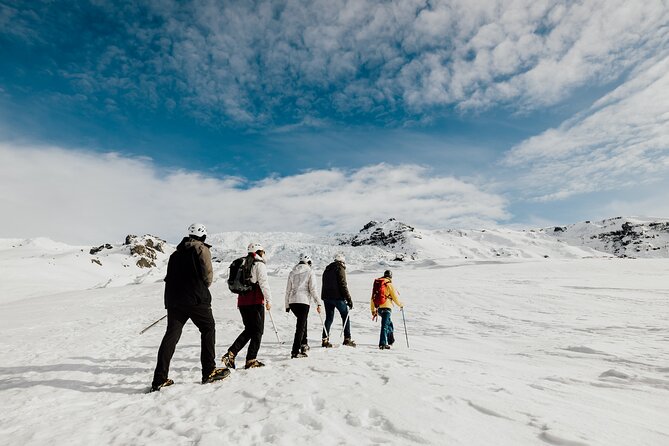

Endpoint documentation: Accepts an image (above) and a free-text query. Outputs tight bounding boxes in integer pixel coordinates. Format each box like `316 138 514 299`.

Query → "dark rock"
127 234 168 268
348 220 417 247
360 221 380 232
136 258 155 268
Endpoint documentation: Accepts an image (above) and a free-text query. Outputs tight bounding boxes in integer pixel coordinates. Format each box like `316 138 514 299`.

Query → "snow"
1 226 669 445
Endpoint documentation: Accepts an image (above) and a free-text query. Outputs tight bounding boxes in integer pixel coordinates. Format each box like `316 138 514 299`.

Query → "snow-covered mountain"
336 216 669 261
538 216 669 258
2 216 668 302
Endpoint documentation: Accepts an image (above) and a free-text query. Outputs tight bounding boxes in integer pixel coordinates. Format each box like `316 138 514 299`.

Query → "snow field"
1 259 668 445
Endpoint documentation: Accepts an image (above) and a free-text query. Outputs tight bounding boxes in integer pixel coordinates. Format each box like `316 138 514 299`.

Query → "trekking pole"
340 311 350 338
400 307 409 348
268 309 283 344
318 311 330 340
139 315 167 335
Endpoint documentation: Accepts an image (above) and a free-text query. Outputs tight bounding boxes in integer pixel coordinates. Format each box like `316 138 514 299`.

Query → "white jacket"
285 262 321 308
251 258 272 304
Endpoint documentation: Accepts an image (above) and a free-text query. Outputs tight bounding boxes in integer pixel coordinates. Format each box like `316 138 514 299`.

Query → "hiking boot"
150 378 174 392
300 343 310 353
222 351 236 369
322 338 333 348
202 367 231 384
245 359 265 369
379 345 391 350
291 352 308 359
343 338 357 347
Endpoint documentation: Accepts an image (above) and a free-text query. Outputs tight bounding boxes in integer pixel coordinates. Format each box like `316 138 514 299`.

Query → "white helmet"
300 253 312 264
247 242 264 253
188 223 207 237
334 252 345 262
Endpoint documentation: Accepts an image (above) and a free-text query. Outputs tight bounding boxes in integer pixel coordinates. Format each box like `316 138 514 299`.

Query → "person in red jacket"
222 242 273 369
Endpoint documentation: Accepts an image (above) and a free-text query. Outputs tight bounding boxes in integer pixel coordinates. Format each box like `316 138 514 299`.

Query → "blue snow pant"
322 299 351 340
378 308 395 347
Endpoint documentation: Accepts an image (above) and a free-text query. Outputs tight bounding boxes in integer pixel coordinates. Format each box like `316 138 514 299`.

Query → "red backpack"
371 278 387 308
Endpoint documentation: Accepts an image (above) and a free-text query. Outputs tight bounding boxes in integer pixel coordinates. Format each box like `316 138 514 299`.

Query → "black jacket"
321 260 352 303
164 237 213 308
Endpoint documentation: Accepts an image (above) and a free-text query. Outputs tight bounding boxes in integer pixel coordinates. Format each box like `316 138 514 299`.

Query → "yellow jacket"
370 277 403 314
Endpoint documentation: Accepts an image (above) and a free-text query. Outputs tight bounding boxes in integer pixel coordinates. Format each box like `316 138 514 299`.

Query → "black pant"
289 303 310 355
153 304 216 386
228 304 265 361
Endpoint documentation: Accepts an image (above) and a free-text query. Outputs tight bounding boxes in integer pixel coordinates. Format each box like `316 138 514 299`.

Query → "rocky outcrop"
591 221 665 257
340 218 421 247
125 235 167 268
89 235 168 268
90 244 113 255
543 217 669 258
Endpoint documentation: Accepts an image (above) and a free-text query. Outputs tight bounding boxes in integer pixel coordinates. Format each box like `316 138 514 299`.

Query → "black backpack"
227 256 255 294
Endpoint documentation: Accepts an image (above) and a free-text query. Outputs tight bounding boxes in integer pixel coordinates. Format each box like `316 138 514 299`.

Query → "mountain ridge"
1 216 667 302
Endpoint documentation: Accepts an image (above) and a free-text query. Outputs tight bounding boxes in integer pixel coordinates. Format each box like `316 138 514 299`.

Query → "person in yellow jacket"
370 270 403 349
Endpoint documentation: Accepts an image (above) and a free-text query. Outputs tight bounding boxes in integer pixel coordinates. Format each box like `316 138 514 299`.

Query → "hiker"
222 242 273 369
151 223 229 392
321 253 356 347
285 254 322 358
371 270 403 350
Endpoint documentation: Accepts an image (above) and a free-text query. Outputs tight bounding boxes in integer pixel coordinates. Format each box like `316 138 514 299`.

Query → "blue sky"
1 0 668 243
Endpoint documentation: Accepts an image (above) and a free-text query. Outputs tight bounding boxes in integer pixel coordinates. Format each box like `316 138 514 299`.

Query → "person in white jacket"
285 254 322 358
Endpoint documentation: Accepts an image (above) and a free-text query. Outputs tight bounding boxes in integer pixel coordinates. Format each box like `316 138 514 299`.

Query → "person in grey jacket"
321 253 356 347
285 254 322 358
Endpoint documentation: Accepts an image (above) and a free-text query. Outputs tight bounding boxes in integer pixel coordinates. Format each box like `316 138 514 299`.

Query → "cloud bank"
4 0 667 126
0 143 508 244
504 53 669 201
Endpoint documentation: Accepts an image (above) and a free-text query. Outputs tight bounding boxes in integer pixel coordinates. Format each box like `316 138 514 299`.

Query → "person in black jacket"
150 223 229 392
321 253 356 347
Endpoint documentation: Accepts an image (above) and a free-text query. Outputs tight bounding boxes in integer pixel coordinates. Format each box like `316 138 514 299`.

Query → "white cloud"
12 0 665 125
0 143 508 244
503 54 669 201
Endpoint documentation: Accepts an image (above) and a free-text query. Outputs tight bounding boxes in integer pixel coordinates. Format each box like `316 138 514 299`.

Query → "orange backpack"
371 278 387 308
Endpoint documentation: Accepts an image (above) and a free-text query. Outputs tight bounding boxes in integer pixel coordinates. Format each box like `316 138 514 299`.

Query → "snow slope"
0 236 171 304
0 259 668 445
1 219 668 445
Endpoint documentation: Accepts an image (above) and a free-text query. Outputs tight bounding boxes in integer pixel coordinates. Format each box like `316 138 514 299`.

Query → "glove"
346 300 353 309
